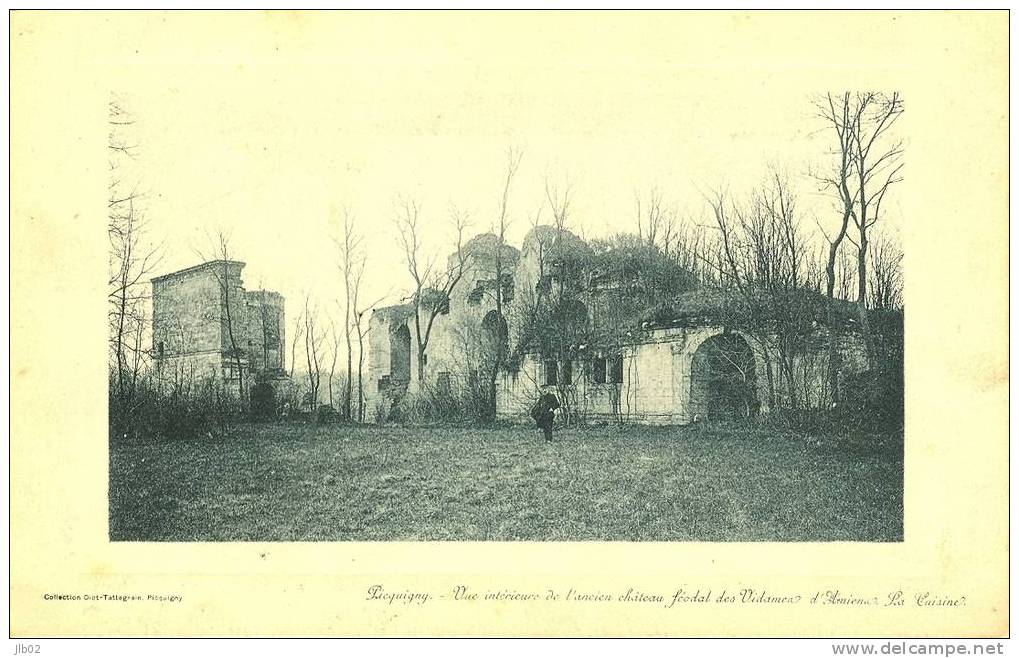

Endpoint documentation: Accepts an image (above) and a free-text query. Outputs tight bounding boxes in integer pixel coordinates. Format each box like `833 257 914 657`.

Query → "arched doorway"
689 332 759 421
556 299 589 330
479 310 509 418
481 309 509 363
389 323 411 389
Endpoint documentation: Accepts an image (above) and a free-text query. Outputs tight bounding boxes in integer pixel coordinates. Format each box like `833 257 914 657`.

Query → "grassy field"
109 422 903 542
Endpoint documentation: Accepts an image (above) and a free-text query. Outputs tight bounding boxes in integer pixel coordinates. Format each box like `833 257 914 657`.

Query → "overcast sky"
117 12 905 332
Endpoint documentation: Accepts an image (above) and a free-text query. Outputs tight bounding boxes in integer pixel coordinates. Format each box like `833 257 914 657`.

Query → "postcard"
9 10 1008 637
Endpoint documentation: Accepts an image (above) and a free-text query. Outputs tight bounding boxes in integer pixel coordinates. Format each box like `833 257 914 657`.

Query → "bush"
109 374 245 443
837 365 904 433
250 381 277 421
316 404 345 423
387 381 490 425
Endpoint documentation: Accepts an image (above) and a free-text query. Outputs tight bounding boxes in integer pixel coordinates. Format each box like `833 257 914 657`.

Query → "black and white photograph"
105 24 905 544
11 8 1008 642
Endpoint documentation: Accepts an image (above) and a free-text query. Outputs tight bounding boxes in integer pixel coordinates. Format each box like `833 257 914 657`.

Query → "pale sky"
113 12 905 338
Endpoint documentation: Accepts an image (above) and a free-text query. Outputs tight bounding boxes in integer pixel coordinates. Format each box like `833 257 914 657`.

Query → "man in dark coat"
531 392 560 443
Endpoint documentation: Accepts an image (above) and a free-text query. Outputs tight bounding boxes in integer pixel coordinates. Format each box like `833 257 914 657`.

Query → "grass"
109 421 903 542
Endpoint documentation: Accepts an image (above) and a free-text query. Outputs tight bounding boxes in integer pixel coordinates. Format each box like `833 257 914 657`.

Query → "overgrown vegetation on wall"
110 92 905 439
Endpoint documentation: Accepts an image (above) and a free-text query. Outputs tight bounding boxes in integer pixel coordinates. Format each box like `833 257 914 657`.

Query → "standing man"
531 391 560 443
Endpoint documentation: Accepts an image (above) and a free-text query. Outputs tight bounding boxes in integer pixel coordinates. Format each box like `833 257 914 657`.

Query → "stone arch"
559 298 589 327
689 330 759 421
389 323 411 384
481 309 509 357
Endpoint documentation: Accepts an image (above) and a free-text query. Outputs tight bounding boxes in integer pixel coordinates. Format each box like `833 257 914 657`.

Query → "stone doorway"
689 332 759 421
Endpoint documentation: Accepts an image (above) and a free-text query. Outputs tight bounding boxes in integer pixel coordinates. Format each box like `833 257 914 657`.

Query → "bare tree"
197 233 246 399
108 97 159 404
335 208 364 420
353 307 368 422
669 210 716 286
479 147 523 421
848 93 904 355
660 211 678 261
351 266 389 423
351 261 368 423
868 230 903 311
535 173 591 425
814 92 862 301
327 319 340 410
706 172 823 410
834 245 856 302
289 304 304 380
634 186 676 252
302 294 325 416
251 284 283 374
393 198 470 386
506 174 591 426
445 313 496 420
507 203 549 371
544 175 572 244
815 92 904 361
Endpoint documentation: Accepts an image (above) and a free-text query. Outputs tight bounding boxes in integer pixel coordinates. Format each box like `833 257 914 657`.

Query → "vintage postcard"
9 10 1008 637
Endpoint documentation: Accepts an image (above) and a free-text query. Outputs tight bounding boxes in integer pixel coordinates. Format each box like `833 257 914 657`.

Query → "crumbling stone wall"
365 229 870 425
495 325 869 425
241 289 286 375
151 260 287 395
364 234 521 420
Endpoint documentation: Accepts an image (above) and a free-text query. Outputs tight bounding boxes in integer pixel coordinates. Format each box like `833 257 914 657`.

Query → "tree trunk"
343 305 353 420
825 240 840 300
357 330 365 423
417 342 426 387
824 298 840 406
115 286 128 403
857 237 874 368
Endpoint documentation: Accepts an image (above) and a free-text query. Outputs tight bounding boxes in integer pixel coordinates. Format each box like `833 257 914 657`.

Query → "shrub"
387 381 490 425
250 381 277 421
316 404 344 423
837 365 904 433
109 374 245 443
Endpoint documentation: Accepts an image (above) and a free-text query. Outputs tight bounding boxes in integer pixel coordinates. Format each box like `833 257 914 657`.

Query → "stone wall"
241 290 286 375
152 263 224 360
363 229 871 425
494 326 869 425
364 235 519 420
151 260 288 396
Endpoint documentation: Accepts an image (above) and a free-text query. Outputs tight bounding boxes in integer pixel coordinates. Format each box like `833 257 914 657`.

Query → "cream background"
9 10 1008 636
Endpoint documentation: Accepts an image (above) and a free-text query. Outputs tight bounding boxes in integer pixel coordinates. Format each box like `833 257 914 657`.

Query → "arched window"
689 333 758 421
389 323 411 383
481 310 509 356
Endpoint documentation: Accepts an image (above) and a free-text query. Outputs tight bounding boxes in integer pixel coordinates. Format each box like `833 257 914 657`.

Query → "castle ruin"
151 260 287 395
366 228 871 424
